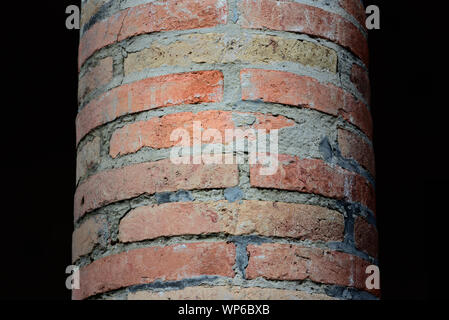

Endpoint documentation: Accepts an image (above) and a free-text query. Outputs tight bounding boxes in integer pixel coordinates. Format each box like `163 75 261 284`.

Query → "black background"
1 0 443 300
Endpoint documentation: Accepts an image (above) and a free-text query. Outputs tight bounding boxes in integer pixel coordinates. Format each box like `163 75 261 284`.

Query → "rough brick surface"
81 0 109 27
76 70 223 144
79 0 227 68
109 111 294 157
338 128 375 176
351 64 371 103
119 200 344 242
74 158 239 221
246 243 370 290
250 154 376 213
76 136 101 183
124 33 337 75
238 0 369 65
339 0 366 28
241 69 373 139
78 57 113 100
128 286 337 300
73 242 236 300
72 215 108 262
355 217 378 258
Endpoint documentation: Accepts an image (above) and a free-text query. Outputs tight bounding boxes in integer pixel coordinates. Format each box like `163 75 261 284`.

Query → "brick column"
74 0 378 300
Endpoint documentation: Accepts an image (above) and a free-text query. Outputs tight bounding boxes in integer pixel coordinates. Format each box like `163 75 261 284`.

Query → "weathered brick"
250 154 376 213
238 0 369 65
354 217 378 258
73 242 235 300
246 243 370 290
74 158 238 221
351 64 371 103
72 215 108 262
76 70 223 145
241 69 373 139
119 200 344 243
124 33 337 75
81 0 109 27
128 286 337 300
78 10 126 71
74 0 377 299
79 0 228 68
78 57 113 100
109 111 294 158
339 0 366 28
76 136 101 183
338 128 375 176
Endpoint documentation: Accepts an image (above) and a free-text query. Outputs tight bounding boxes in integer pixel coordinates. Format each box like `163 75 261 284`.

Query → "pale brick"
72 215 107 262
76 136 101 183
125 33 337 75
128 286 337 300
78 57 113 100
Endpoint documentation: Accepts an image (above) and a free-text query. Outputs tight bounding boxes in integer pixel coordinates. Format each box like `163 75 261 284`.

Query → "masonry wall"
73 0 378 300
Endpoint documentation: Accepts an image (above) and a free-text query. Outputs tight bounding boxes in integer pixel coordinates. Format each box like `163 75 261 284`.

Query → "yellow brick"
125 33 337 75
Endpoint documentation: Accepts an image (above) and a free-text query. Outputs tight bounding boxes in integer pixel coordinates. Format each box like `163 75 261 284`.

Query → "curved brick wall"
74 0 378 300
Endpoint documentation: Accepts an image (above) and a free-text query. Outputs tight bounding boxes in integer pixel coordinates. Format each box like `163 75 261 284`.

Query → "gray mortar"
230 235 271 278
325 285 378 300
319 135 376 187
228 0 240 24
156 190 194 204
224 187 244 203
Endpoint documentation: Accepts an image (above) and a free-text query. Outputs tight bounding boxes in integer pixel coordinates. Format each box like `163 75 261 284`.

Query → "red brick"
241 69 373 139
72 215 108 262
109 111 294 158
79 0 228 68
250 154 376 213
73 242 235 300
119 200 344 243
76 70 223 145
351 64 371 103
339 0 366 28
238 0 369 65
74 157 238 221
354 217 378 258
246 243 370 290
338 128 375 176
